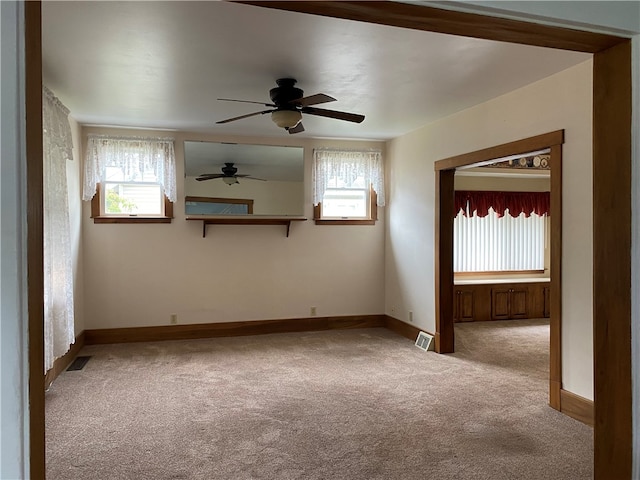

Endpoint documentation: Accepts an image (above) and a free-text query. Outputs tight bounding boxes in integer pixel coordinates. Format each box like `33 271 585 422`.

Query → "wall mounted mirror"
184 141 305 216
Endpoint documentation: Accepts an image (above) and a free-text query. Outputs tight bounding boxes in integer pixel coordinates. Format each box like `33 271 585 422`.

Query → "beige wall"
384 59 593 399
454 173 550 192
81 127 386 330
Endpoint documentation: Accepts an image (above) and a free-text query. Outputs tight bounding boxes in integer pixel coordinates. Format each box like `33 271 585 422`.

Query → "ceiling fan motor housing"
221 163 238 176
270 78 303 108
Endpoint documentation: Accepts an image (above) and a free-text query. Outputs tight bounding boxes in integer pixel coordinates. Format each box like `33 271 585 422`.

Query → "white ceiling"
41 1 591 141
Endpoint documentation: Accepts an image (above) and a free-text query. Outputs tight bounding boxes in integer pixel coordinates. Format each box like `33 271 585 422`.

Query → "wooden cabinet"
453 281 549 322
491 286 529 320
452 284 492 323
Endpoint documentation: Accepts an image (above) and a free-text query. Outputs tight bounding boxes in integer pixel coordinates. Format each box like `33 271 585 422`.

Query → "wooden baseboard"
383 315 431 341
84 315 386 345
560 389 594 427
44 331 86 388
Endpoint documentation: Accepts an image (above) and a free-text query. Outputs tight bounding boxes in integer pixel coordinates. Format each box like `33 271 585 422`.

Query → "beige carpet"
46 319 592 479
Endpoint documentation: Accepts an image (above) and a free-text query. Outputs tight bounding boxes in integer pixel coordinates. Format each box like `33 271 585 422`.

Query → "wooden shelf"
186 216 307 237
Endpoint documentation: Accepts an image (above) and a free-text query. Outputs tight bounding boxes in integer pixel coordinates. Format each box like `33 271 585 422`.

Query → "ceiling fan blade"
287 122 305 134
235 174 267 181
218 98 276 107
196 174 224 181
216 109 274 124
301 106 365 123
289 93 336 107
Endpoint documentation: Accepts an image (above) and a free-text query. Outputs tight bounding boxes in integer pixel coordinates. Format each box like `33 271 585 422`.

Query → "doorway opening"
434 130 563 410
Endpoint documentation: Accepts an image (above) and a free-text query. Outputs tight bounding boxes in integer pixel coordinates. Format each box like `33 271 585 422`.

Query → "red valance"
455 191 550 218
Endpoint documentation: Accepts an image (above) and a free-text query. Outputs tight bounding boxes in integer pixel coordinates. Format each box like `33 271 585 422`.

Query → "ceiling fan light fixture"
271 110 302 128
223 176 239 185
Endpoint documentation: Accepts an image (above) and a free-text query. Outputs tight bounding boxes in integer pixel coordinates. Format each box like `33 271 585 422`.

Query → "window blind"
454 208 546 272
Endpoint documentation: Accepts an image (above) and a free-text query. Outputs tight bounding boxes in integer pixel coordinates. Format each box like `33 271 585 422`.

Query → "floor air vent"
415 331 435 352
67 356 91 371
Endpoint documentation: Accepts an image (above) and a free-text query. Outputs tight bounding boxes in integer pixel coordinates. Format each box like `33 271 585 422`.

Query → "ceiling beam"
234 1 622 53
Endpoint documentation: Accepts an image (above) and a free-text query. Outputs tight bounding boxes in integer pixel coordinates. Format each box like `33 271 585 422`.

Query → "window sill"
92 216 173 224
454 270 545 277
314 219 376 225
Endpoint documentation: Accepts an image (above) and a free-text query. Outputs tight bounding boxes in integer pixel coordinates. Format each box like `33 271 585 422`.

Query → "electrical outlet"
170 314 178 325
310 306 317 316
408 311 414 322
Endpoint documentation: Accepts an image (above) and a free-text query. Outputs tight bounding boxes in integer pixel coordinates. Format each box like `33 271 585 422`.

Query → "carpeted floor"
46 319 593 479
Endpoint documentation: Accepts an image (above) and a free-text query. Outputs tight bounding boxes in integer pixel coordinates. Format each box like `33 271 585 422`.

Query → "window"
453 191 549 273
83 135 176 223
322 188 369 218
312 148 384 224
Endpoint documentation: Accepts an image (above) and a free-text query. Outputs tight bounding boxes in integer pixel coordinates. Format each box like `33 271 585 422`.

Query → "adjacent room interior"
35 1 625 478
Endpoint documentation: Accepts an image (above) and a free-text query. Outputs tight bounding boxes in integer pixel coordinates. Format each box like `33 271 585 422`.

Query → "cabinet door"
458 290 475 322
510 287 529 319
543 286 551 318
491 288 511 320
454 289 475 322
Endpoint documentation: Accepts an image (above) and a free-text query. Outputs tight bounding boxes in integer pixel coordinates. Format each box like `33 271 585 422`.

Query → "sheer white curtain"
83 135 176 202
43 86 75 373
454 207 546 272
312 148 385 206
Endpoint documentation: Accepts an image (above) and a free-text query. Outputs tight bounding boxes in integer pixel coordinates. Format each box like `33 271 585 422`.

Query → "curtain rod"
313 147 381 153
87 134 175 142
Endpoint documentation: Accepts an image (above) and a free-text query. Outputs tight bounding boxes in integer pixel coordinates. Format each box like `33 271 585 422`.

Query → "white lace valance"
83 135 177 202
312 148 385 206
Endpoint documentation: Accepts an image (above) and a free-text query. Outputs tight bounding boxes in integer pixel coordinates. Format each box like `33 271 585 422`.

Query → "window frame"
314 187 378 225
90 183 173 224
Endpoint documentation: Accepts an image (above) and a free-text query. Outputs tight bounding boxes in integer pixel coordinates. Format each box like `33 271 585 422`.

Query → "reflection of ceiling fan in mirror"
196 163 266 185
216 78 365 134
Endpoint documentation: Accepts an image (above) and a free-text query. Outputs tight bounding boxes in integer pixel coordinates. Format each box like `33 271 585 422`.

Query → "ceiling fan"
195 163 266 185
216 78 365 134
